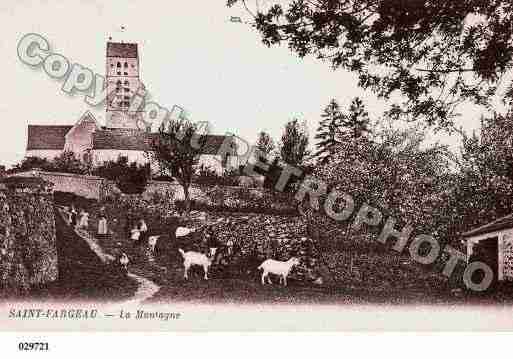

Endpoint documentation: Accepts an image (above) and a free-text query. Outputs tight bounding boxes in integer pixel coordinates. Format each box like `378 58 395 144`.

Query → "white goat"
178 248 212 280
258 257 300 286
147 235 160 254
119 252 129 272
176 226 195 238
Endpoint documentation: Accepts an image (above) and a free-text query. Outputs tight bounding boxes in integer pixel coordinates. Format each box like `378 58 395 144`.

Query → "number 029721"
18 342 49 351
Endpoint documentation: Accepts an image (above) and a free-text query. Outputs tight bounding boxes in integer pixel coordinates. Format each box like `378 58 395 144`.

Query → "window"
117 62 121 68
124 96 130 100
124 72 128 75
110 63 114 67
124 87 130 92
124 62 128 68
124 80 129 86
117 71 121 75
116 80 122 85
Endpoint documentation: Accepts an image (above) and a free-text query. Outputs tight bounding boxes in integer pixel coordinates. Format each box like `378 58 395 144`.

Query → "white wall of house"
197 154 237 175
92 149 149 166
466 228 513 281
92 150 237 174
25 150 62 161
27 149 238 177
63 118 97 158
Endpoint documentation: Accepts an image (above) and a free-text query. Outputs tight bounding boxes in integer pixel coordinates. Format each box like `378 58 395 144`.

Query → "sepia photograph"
1 0 513 339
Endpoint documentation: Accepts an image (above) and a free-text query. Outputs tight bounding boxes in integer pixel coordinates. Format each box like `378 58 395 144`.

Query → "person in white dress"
130 227 141 245
138 219 148 246
79 210 89 229
98 215 108 237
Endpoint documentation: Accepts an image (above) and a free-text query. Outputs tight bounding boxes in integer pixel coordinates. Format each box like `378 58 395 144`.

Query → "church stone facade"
25 42 237 174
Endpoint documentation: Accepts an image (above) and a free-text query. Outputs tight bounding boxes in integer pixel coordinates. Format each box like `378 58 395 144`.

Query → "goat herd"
60 204 304 287
118 225 303 287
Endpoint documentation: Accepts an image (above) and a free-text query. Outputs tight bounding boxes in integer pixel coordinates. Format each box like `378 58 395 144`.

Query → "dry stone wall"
0 189 58 297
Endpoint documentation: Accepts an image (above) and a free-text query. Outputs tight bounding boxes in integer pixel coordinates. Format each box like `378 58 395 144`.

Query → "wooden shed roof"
462 213 513 238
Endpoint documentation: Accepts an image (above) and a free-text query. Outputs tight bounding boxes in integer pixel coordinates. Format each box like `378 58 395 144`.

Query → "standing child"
130 227 141 246
70 205 78 228
226 238 234 256
138 219 148 246
98 211 108 238
79 210 89 229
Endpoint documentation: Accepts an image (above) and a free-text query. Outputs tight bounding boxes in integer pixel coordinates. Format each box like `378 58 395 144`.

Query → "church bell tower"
105 41 143 129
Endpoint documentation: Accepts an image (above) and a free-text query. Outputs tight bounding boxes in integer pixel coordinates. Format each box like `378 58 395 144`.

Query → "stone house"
26 111 238 175
25 41 238 175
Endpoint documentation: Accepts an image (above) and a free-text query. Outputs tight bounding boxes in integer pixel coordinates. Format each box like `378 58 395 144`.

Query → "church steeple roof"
106 42 138 58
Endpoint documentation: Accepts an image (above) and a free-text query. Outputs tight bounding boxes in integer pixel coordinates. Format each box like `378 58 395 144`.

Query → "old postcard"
2 0 513 333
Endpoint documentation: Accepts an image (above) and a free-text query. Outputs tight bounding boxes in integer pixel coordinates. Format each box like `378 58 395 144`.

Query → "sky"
0 0 495 167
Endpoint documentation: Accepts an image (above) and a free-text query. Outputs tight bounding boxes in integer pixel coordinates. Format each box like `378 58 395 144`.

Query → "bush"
9 152 90 175
192 165 240 186
175 189 298 216
54 191 97 208
94 156 150 194
52 151 90 174
9 156 53 173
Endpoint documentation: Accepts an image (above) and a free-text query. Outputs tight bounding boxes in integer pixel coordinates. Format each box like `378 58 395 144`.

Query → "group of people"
66 205 89 230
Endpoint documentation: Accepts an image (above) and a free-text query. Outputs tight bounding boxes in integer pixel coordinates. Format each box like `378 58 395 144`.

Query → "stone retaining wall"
0 188 58 297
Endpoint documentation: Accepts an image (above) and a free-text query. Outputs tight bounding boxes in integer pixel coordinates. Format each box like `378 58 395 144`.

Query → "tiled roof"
106 42 138 58
462 213 513 238
152 134 236 155
92 128 155 151
26 125 72 150
26 123 235 155
93 129 234 155
201 134 236 155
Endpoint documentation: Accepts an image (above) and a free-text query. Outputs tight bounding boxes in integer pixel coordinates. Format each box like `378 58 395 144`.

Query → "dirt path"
123 272 160 305
57 207 161 305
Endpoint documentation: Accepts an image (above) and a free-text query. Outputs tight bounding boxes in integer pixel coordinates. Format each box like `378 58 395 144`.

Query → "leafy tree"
227 0 513 129
303 120 454 244
314 99 344 163
94 156 150 194
450 113 513 235
150 119 207 214
280 118 310 166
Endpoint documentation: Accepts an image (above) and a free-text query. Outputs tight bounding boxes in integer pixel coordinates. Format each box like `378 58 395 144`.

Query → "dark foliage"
53 191 97 209
280 118 310 166
193 165 240 187
10 152 89 175
228 0 513 129
150 119 207 213
314 99 344 163
94 156 150 194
